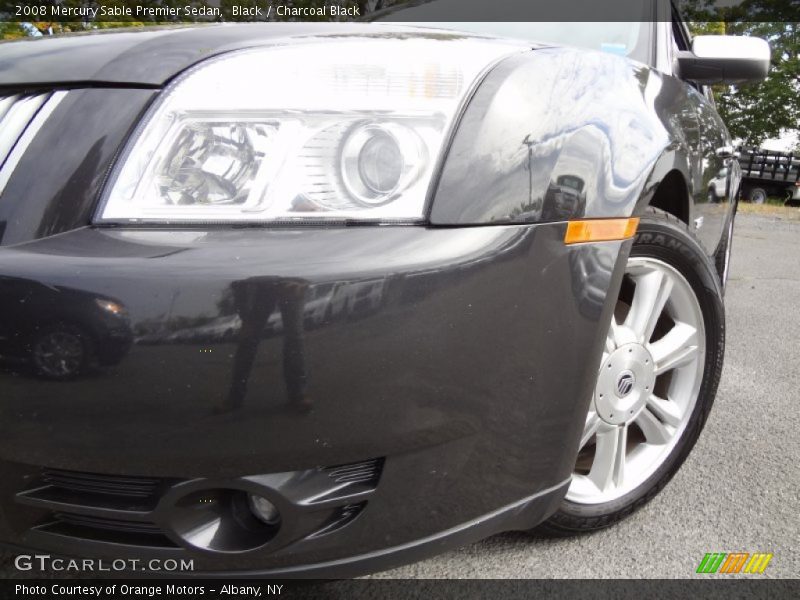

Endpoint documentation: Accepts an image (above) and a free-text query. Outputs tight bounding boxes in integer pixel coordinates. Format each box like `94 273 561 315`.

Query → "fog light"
248 494 280 524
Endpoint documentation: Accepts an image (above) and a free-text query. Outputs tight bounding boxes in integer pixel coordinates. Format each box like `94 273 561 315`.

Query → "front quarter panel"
431 48 675 224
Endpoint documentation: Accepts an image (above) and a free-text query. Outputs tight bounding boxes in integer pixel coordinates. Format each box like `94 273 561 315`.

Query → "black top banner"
0 0 797 24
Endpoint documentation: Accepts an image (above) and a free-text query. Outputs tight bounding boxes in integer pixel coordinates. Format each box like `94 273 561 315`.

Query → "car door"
694 86 734 249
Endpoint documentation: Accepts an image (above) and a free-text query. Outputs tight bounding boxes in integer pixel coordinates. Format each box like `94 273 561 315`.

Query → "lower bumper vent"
323 458 383 485
42 468 161 498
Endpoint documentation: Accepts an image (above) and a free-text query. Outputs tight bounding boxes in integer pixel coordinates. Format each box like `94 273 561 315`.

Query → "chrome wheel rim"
566 257 705 504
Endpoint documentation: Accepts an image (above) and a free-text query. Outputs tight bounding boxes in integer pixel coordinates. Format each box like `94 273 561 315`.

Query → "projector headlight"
97 38 522 224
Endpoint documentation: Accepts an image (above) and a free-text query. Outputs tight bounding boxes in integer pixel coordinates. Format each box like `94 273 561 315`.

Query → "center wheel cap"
595 343 656 425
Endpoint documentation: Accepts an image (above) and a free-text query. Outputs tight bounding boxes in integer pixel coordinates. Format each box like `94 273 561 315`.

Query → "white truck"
738 146 800 205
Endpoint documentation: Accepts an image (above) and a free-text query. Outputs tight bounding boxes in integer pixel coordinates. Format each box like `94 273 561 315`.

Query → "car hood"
0 23 530 88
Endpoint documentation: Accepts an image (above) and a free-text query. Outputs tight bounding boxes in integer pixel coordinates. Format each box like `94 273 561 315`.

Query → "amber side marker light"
564 218 640 245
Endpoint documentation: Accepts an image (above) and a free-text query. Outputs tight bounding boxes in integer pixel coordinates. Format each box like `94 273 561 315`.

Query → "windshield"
377 1 653 64
410 22 648 60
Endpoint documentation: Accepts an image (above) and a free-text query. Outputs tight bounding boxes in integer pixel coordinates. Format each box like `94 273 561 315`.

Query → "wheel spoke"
649 322 699 375
588 424 627 491
579 410 601 450
624 269 674 343
645 394 683 427
635 407 673 445
606 316 621 352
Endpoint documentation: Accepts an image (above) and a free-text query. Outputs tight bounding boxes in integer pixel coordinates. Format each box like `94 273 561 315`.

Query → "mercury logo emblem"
616 371 635 397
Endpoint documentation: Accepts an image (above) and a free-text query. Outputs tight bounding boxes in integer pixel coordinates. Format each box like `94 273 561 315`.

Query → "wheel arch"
636 152 693 226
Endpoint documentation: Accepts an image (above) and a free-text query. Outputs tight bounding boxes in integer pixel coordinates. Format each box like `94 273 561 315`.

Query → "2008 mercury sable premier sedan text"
0 1 770 577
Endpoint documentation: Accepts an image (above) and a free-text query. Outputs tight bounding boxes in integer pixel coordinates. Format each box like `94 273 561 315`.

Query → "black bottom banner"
2 579 799 600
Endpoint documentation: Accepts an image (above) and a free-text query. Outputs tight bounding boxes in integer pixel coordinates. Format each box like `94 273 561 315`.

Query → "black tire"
747 187 767 204
31 324 93 380
538 207 725 536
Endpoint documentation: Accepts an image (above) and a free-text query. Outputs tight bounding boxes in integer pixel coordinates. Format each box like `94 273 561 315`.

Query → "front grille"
0 91 65 197
0 94 49 168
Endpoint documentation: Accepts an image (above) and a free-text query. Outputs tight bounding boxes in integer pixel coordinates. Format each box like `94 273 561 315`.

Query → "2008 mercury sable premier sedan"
0 3 769 577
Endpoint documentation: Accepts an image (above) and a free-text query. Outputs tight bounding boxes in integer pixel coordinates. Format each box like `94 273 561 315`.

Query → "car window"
385 21 652 63
671 16 691 52
670 3 702 89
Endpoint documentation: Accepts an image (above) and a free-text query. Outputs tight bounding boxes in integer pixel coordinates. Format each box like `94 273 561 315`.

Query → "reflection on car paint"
0 276 132 380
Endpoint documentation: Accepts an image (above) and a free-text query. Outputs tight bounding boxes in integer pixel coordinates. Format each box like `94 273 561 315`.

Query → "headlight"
97 38 523 224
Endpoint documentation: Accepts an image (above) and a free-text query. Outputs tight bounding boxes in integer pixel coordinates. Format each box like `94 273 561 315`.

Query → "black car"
0 2 769 577
0 277 132 379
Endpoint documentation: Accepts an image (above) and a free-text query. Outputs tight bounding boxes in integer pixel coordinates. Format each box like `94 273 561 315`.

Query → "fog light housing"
248 493 280 524
170 489 280 552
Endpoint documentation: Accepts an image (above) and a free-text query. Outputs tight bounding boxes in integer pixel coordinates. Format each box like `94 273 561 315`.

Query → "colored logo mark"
696 552 773 574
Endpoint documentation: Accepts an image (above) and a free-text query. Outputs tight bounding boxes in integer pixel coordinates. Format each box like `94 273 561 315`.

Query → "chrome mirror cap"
678 35 770 85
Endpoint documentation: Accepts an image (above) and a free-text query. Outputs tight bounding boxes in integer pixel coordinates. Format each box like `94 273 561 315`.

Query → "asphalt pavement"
1 211 798 580
371 210 800 579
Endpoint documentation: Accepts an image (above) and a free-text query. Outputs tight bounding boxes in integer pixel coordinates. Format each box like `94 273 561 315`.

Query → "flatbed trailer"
738 146 800 204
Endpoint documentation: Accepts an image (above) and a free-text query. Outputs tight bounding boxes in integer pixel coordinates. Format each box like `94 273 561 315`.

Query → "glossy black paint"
0 88 156 246
431 48 737 255
0 223 626 574
0 276 132 377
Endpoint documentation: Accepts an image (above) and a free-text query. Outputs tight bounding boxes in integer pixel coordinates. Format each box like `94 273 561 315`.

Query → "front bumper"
0 222 626 576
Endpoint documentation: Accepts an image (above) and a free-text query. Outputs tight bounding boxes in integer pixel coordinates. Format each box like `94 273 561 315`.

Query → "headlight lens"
341 123 424 206
97 38 522 224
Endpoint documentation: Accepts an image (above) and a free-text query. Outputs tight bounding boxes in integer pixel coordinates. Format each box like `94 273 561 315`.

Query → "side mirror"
677 35 770 85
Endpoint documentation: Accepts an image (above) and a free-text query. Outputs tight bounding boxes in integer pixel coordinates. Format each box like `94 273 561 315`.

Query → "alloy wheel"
566 257 705 504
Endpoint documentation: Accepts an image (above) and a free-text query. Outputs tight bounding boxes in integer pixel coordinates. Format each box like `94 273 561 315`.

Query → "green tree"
690 21 799 146
682 2 799 146
0 22 28 39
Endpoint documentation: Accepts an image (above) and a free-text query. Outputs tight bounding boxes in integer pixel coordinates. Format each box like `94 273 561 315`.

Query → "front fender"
430 48 689 224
